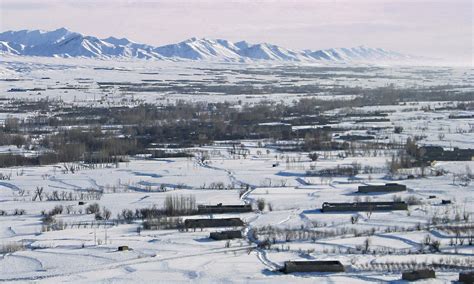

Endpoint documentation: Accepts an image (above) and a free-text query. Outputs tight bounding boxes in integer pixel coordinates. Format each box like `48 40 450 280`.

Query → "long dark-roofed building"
197 203 252 214
358 183 406 193
321 201 408 212
281 261 345 273
184 218 244 229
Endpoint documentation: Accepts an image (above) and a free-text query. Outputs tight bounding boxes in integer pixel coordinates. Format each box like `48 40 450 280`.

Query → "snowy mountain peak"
51 27 72 34
0 28 79 47
234 41 251 50
0 28 421 63
102 36 133 46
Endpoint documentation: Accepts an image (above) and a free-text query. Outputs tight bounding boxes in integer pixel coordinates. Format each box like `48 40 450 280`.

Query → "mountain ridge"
0 28 420 63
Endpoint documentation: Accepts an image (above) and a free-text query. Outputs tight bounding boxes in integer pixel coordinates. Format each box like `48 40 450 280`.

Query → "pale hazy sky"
1 0 472 63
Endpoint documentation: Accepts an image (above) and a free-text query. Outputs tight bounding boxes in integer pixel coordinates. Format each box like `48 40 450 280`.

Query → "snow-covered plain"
1 147 472 282
0 56 472 108
0 149 474 283
0 57 473 283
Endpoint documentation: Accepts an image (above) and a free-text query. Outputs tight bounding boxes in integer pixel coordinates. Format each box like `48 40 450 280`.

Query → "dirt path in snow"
0 245 254 282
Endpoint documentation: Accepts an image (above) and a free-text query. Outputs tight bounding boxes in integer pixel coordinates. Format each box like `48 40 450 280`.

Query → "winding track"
194 155 284 272
0 245 254 282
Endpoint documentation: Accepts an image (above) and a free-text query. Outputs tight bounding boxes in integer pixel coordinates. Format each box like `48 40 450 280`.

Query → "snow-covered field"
0 56 472 108
0 57 473 283
0 146 472 282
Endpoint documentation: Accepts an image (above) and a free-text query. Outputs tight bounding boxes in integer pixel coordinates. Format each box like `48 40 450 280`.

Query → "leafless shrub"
405 195 422 205
256 198 266 211
351 215 359 224
0 242 26 254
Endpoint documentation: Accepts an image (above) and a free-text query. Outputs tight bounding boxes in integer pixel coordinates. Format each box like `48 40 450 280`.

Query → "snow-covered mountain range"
0 28 417 63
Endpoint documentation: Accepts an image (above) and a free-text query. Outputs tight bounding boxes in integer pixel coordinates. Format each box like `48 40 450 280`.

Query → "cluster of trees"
142 217 184 230
164 194 197 216
0 133 27 148
0 208 25 216
41 205 67 231
3 82 472 168
0 99 322 167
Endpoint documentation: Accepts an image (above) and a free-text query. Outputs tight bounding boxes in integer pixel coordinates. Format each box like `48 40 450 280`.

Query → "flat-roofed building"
321 201 408 212
281 261 345 273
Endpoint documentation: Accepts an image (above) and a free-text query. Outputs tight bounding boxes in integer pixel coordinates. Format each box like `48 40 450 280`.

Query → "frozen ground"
0 58 473 283
0 145 472 283
0 56 472 107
